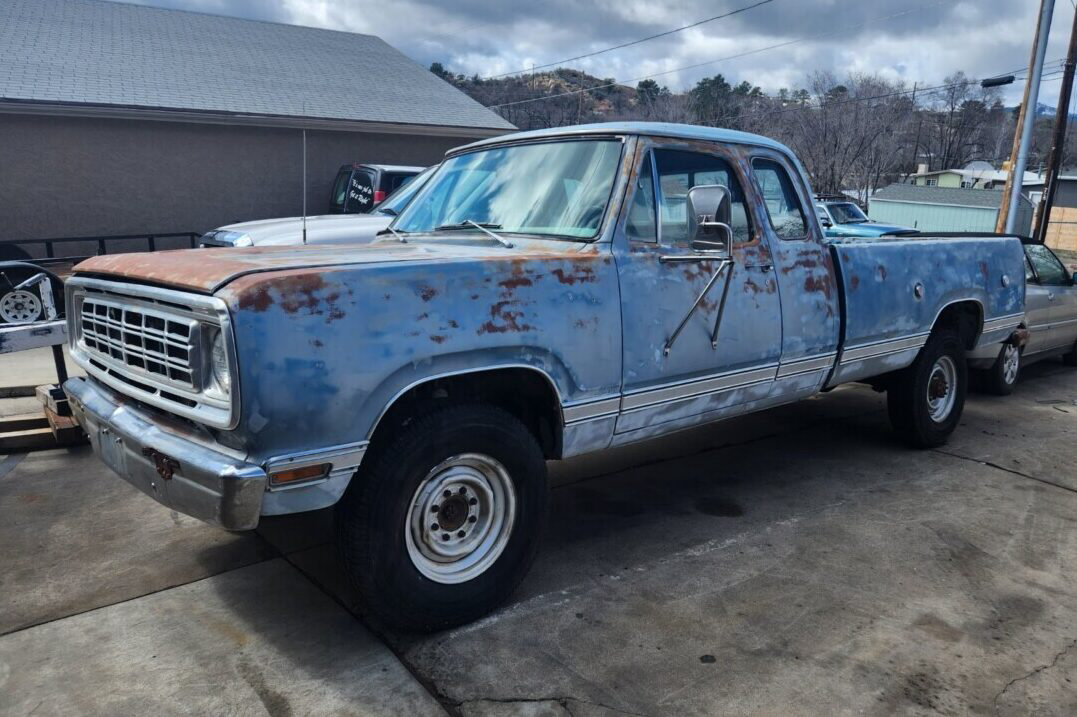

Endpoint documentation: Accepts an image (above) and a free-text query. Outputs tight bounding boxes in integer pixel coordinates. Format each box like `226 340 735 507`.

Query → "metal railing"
4 232 200 266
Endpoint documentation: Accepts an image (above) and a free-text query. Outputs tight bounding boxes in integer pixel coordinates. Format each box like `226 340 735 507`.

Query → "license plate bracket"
98 426 127 476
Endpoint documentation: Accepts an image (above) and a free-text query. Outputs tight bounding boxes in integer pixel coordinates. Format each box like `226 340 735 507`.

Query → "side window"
653 149 752 246
625 151 657 242
752 158 809 240
1025 244 1071 286
330 170 350 210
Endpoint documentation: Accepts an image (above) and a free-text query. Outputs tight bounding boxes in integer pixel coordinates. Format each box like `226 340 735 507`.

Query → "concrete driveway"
1 362 1075 716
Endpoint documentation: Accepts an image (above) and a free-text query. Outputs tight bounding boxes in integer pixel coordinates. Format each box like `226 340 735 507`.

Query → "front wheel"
980 342 1021 395
336 404 548 632
887 329 967 448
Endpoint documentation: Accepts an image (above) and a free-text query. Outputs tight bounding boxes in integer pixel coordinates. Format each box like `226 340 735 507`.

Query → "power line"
715 66 1066 127
487 0 775 80
487 1 945 109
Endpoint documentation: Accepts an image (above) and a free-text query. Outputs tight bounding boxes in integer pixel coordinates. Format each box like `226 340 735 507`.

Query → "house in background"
0 0 514 251
869 184 1034 235
907 161 1039 190
1023 175 1077 252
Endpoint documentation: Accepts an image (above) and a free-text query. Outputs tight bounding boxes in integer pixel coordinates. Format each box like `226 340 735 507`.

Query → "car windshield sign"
830 202 868 224
393 140 623 240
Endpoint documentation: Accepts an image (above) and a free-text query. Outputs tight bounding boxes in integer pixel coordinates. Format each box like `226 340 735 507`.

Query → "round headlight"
209 329 231 394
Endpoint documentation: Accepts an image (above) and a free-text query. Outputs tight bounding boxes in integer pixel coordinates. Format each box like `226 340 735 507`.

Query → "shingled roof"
872 184 1009 209
0 0 515 134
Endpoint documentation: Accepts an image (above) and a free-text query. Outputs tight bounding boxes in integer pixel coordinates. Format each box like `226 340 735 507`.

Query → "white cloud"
123 0 1077 108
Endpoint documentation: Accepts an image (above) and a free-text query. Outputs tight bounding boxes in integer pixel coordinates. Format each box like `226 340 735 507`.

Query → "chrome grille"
79 296 200 390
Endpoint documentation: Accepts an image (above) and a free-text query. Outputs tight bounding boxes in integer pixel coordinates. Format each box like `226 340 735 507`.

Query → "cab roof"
449 121 795 158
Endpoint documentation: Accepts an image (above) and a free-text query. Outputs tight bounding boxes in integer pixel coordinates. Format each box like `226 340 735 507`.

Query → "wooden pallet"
0 388 86 452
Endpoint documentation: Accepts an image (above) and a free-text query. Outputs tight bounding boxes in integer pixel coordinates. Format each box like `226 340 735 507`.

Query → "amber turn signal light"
269 463 330 486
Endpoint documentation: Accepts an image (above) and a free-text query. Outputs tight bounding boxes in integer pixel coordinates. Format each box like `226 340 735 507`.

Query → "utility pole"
1034 7 1077 244
997 0 1054 234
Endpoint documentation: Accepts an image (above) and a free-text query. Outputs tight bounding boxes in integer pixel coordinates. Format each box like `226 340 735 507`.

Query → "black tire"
980 342 1020 396
887 328 967 448
1063 341 1077 367
336 404 548 632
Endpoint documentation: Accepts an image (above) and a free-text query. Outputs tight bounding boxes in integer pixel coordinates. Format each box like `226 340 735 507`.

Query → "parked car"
969 239 1077 394
815 197 913 237
200 166 436 248
329 163 425 214
63 122 1025 631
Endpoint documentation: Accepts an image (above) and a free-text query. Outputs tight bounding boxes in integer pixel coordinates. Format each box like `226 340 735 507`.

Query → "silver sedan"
969 241 1077 393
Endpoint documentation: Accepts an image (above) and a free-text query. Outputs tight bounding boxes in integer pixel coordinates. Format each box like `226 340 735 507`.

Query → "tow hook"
142 447 180 480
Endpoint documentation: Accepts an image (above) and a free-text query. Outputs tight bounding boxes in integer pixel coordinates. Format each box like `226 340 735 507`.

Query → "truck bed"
827 235 1025 386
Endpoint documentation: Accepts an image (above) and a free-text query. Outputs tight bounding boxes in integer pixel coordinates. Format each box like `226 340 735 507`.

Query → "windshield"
828 202 868 224
393 139 623 240
376 166 435 215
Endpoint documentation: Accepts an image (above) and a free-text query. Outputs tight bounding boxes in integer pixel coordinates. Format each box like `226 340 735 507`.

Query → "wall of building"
911 173 962 188
869 201 998 232
869 198 1034 235
0 113 487 250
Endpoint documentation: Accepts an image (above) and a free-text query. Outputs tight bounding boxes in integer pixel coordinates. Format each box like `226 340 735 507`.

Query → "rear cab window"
751 158 809 240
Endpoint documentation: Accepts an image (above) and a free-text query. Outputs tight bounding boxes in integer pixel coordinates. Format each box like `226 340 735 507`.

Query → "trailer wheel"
887 328 967 448
0 289 43 325
336 404 548 632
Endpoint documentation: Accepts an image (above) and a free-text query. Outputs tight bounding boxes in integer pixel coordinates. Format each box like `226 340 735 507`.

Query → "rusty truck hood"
73 240 593 293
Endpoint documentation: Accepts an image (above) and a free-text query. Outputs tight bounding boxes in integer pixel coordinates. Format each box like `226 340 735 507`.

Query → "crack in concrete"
992 636 1077 715
456 695 652 717
933 448 1077 496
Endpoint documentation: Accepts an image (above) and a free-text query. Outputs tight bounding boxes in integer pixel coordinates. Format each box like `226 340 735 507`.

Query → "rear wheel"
980 342 1021 395
887 329 967 448
1063 340 1077 367
336 404 548 632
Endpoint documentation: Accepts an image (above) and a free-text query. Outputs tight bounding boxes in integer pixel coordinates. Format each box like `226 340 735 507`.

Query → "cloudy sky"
121 0 1075 108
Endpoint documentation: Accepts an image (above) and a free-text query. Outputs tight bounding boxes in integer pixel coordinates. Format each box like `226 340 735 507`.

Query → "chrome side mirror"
687 184 733 256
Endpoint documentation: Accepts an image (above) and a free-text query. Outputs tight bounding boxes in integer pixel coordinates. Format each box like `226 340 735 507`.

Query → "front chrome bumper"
64 377 266 530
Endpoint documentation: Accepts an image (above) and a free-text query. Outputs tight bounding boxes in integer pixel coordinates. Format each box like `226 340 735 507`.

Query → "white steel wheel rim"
926 355 958 422
1002 344 1020 385
0 290 42 324
405 453 516 585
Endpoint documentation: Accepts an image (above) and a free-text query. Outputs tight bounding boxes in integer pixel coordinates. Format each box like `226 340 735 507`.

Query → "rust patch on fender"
551 264 596 285
430 334 448 344
479 300 533 334
418 285 438 301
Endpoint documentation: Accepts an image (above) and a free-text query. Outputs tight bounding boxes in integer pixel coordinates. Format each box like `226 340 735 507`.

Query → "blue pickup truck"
63 122 1025 631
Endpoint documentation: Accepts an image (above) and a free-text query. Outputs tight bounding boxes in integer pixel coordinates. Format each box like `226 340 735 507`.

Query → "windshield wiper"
376 226 409 243
379 207 398 216
434 220 514 248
